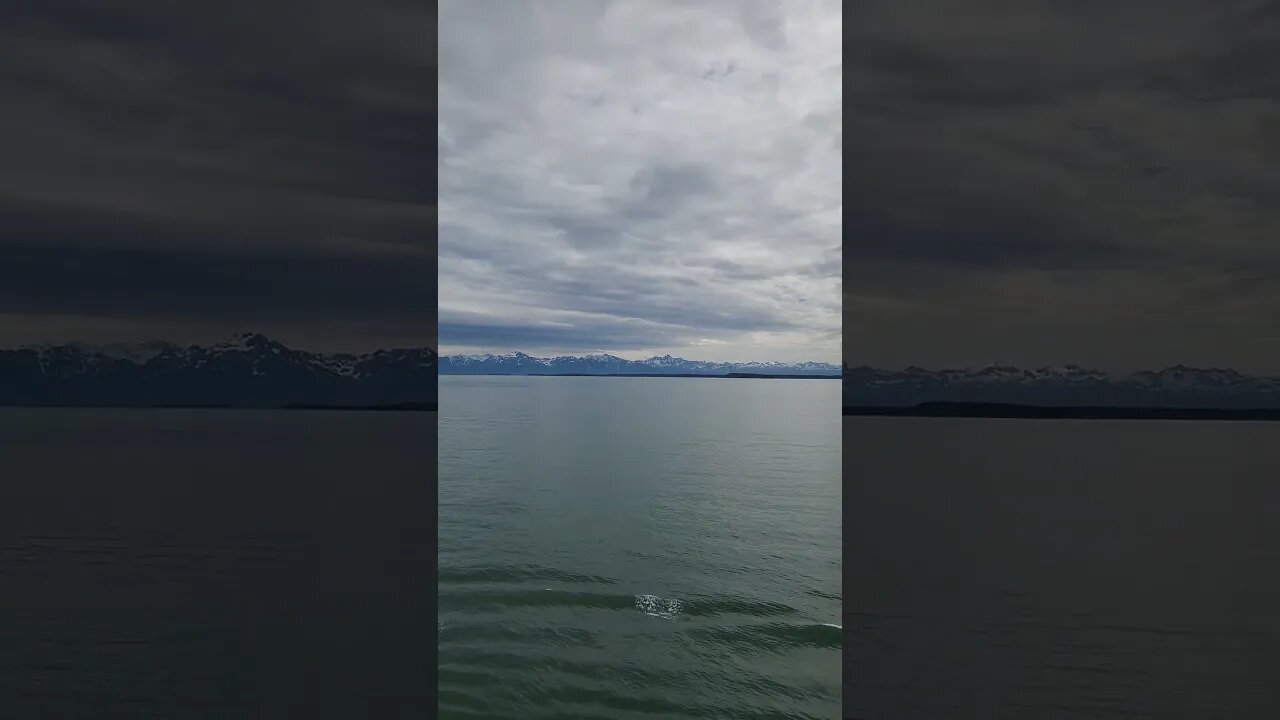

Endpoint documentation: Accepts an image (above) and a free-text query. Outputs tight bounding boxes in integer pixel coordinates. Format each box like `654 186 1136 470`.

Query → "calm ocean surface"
0 408 435 718
438 375 842 719
847 417 1280 719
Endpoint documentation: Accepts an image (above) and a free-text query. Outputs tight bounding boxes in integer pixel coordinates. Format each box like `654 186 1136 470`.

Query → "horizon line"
7 337 1274 376
439 349 842 364
845 362 1280 378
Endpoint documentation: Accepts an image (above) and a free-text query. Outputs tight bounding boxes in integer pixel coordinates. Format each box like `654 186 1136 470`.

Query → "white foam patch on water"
635 594 684 619
820 623 841 629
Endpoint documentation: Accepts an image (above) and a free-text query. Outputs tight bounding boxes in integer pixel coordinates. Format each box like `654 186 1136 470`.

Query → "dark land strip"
0 402 438 412
843 402 1280 421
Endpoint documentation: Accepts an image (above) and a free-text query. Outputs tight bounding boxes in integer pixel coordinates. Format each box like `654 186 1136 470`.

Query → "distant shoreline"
843 402 1280 421
0 402 438 412
441 372 841 379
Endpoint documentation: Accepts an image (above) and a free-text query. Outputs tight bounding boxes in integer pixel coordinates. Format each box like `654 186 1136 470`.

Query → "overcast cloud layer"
438 0 841 363
847 0 1280 374
0 1 434 352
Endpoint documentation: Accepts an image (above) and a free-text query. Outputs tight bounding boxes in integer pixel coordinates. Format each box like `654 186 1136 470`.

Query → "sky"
0 1 435 353
438 0 842 364
847 0 1280 375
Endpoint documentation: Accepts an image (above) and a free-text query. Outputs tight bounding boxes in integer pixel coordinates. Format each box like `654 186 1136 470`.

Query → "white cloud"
438 0 841 363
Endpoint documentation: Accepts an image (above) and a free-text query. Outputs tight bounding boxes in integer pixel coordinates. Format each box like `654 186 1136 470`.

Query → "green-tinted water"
439 375 842 719
0 408 435 717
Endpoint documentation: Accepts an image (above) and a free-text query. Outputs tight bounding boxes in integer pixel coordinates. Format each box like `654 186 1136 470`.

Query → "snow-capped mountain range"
439 351 841 376
843 363 1280 408
0 333 437 407
8 335 1272 408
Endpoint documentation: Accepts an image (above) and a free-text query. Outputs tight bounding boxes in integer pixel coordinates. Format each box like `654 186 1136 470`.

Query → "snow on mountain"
0 334 437 407
437 351 841 376
8 336 1274 408
96 340 182 364
843 363 1280 408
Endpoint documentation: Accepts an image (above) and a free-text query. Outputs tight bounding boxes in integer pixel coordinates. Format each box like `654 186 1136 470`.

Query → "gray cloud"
0 0 434 352
438 0 841 363
845 0 1280 374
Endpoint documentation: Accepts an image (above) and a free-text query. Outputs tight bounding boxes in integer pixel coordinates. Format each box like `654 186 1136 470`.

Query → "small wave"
437 623 601 648
437 499 526 516
635 594 684 619
682 597 799 618
439 587 801 621
439 588 636 613
439 564 617 585
440 647 828 705
688 622 843 651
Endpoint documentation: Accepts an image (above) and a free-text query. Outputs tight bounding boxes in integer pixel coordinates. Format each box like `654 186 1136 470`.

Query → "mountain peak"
842 362 1280 409
213 332 279 350
0 335 438 407
440 351 839 376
